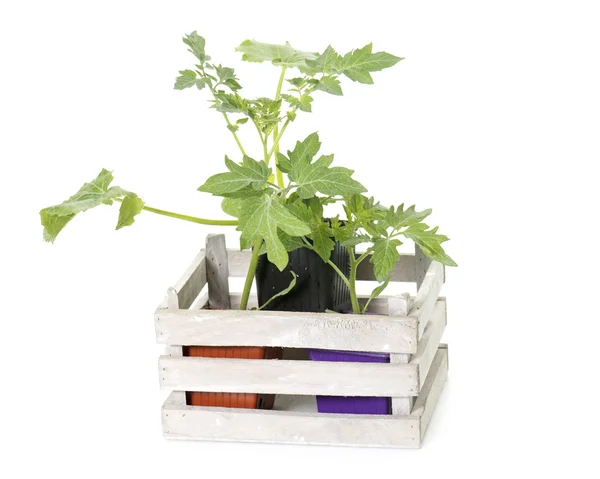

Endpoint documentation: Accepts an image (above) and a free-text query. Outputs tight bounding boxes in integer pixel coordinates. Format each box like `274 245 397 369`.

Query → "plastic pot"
183 346 281 409
255 241 350 312
308 349 391 415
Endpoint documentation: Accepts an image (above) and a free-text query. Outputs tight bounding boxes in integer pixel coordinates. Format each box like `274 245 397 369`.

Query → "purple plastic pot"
308 349 391 415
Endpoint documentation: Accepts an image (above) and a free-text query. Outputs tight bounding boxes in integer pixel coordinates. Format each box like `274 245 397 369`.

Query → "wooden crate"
155 234 449 448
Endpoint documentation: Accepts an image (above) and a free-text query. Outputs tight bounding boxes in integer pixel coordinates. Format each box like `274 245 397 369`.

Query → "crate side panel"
159 356 419 397
155 308 419 354
162 398 420 448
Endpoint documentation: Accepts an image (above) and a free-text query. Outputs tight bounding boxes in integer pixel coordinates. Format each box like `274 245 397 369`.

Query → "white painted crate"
155 234 449 448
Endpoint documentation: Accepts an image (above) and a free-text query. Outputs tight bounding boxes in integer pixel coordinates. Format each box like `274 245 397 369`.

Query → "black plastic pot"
255 242 351 312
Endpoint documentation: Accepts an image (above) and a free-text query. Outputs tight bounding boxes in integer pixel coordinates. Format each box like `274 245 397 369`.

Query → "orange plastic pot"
183 346 279 409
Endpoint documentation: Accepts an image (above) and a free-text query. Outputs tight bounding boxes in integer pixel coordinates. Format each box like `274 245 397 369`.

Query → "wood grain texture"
162 397 421 448
155 307 419 354
412 300 447 388
206 235 231 309
228 249 417 283
414 244 433 291
412 345 448 443
410 261 444 338
160 346 449 448
159 356 419 396
388 293 413 415
172 250 207 310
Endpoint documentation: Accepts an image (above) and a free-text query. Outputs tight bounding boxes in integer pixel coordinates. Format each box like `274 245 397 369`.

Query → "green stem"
348 247 361 314
222 113 247 156
239 237 263 310
117 200 238 226
327 259 351 288
267 118 291 160
273 67 287 188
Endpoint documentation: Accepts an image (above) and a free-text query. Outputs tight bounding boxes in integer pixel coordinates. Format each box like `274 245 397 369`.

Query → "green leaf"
371 237 402 282
292 161 366 199
198 156 270 195
336 43 403 84
386 204 432 230
288 132 321 164
235 40 318 70
305 45 340 74
276 152 292 173
363 275 392 313
310 223 335 262
315 76 343 96
40 169 139 242
117 194 144 230
404 225 457 267
281 94 313 112
183 31 207 63
238 196 311 271
221 198 243 218
174 70 197 90
257 272 297 310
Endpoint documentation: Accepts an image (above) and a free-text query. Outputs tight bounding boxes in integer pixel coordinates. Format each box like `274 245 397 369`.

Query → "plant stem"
273 67 287 188
266 118 290 162
221 113 247 156
327 259 351 288
115 199 238 226
348 247 361 314
239 237 263 310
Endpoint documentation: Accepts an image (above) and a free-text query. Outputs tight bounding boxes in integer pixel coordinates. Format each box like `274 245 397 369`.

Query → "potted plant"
39 32 407 409
300 195 456 414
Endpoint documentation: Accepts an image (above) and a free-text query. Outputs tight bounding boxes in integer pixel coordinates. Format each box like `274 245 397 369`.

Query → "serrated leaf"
336 43 402 84
386 204 432 230
294 164 366 199
287 77 307 88
236 40 318 70
371 237 402 282
363 275 392 313
40 169 139 242
238 196 311 271
315 76 343 96
276 152 292 173
198 156 270 195
257 271 298 310
404 225 457 267
341 235 371 247
174 70 197 90
196 78 207 90
305 45 340 74
310 223 335 262
117 194 144 230
288 132 321 164
227 124 239 132
183 31 207 63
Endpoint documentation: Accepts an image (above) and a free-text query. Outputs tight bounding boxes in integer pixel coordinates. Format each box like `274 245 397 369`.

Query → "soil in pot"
308 349 391 414
255 240 351 312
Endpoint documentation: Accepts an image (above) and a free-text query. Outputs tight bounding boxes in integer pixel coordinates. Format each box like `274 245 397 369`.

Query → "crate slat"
410 261 444 338
161 250 207 310
161 346 448 448
155 307 421 354
412 345 449 442
412 300 447 388
206 234 231 309
159 356 419 396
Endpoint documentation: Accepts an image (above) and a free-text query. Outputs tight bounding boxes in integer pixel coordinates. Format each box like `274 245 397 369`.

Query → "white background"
1 0 599 477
